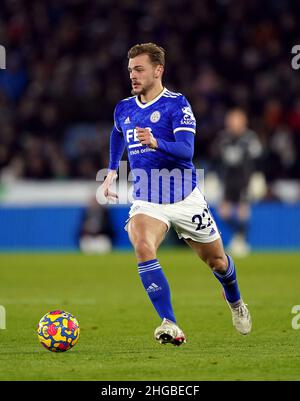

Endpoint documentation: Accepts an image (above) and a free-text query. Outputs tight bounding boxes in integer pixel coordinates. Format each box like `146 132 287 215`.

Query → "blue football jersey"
114 87 197 203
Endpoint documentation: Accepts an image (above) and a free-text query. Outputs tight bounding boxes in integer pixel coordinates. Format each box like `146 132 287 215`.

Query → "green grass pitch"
0 250 299 381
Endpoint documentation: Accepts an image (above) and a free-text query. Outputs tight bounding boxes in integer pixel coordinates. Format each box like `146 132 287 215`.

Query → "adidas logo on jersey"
146 282 162 293
124 116 131 124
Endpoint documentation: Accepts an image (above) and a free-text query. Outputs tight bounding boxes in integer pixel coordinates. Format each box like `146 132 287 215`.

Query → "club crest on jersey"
181 106 196 125
150 111 161 123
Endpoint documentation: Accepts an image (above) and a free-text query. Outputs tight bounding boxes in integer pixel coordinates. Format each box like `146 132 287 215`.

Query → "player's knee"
134 239 156 261
206 255 228 273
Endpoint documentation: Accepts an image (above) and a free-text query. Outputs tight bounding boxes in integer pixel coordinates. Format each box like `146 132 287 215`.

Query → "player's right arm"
103 106 126 201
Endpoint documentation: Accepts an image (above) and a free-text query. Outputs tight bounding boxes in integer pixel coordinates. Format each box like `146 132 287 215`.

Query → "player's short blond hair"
127 43 165 66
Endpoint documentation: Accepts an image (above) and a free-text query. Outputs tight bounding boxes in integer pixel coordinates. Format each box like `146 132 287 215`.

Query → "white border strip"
173 127 196 134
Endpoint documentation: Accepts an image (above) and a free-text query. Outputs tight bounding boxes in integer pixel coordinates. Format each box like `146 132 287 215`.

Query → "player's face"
225 111 248 135
128 54 162 96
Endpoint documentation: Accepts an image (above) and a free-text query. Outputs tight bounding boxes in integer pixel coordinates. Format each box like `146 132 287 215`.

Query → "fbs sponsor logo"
146 282 162 293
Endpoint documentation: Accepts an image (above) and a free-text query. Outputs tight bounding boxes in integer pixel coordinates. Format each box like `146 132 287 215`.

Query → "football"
37 310 80 352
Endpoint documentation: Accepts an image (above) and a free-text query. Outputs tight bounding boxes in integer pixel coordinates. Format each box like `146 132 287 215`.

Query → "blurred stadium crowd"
0 0 299 189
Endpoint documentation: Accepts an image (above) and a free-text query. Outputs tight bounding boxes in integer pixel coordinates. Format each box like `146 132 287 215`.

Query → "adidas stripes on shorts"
125 186 220 243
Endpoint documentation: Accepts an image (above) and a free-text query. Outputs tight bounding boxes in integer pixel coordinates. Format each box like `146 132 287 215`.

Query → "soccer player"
102 43 252 346
214 109 263 257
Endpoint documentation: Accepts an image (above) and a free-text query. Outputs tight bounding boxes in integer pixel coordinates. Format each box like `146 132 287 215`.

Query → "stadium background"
1 0 300 251
0 0 300 382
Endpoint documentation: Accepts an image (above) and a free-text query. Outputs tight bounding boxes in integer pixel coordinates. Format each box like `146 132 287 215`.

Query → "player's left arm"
247 131 263 160
136 127 194 161
136 96 196 161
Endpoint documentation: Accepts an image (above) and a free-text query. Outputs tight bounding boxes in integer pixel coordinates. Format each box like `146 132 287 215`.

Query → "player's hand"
136 127 158 149
102 170 118 201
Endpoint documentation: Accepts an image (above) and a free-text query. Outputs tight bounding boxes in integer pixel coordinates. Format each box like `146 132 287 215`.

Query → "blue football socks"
138 259 176 323
213 254 241 305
